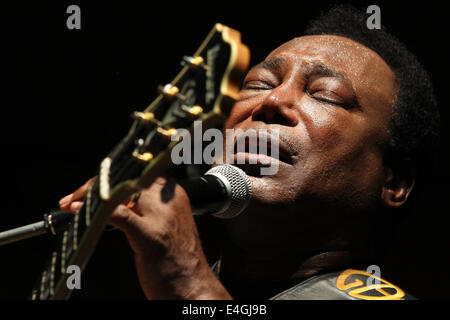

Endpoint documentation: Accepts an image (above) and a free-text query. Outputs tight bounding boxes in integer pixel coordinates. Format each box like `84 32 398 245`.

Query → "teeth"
231 132 293 165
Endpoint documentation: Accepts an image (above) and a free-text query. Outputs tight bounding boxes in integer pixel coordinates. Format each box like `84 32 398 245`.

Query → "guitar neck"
30 127 209 299
31 179 121 299
31 141 173 300
30 23 250 300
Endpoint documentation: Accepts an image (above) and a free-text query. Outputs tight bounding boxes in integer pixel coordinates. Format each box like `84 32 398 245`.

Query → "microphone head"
205 164 252 219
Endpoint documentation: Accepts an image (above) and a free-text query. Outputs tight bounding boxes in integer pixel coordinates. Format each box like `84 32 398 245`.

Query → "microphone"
0 165 252 246
181 164 252 219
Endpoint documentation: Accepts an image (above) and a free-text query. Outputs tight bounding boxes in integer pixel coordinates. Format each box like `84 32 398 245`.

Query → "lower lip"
232 152 283 166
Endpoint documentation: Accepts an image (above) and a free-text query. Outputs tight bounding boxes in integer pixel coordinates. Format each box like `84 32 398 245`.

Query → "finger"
59 193 74 211
72 177 97 202
108 204 143 235
69 201 84 213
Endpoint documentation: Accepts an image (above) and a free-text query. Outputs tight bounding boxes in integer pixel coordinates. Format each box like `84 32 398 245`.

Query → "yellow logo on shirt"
336 269 405 300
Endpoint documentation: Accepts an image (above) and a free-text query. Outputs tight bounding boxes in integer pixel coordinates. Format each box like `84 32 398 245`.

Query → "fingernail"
59 194 73 207
70 201 83 212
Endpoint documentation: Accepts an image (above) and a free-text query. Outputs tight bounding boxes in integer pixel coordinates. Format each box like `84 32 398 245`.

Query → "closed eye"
308 90 352 108
242 80 273 90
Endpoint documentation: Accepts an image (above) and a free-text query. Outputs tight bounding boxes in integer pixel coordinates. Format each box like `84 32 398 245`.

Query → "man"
59 5 439 299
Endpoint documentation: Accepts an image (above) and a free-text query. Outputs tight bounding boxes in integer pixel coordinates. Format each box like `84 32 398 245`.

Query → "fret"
73 210 80 251
85 185 93 227
39 271 49 300
61 223 75 276
49 251 57 296
85 182 101 228
66 224 74 261
75 206 87 248
60 230 68 274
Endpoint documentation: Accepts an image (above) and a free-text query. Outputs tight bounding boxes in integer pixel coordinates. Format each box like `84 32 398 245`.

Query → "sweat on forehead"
266 35 394 85
264 34 396 108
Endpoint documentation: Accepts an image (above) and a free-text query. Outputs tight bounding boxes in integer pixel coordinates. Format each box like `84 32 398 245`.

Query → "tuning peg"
157 127 178 139
181 104 203 117
132 111 155 122
181 55 209 71
132 139 154 163
158 83 186 101
132 151 153 162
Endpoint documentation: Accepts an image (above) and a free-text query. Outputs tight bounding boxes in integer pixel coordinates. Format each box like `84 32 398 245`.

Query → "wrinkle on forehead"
267 35 396 112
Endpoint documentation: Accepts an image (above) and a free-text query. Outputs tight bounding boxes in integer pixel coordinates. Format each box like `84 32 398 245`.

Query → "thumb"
109 205 160 257
109 204 143 235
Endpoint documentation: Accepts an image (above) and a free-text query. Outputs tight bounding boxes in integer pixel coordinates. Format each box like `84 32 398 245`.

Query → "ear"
381 159 416 208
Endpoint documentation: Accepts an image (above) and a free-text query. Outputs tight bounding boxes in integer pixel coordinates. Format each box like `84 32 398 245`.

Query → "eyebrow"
303 61 348 81
257 56 350 83
259 56 286 74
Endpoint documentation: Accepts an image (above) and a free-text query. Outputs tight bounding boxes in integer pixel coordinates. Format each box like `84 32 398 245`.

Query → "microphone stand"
0 211 73 246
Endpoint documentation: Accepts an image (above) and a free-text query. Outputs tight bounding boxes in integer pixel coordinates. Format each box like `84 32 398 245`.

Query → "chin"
247 174 299 205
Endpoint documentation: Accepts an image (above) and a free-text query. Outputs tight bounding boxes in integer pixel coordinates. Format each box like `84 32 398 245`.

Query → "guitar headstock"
150 23 249 127
99 23 250 201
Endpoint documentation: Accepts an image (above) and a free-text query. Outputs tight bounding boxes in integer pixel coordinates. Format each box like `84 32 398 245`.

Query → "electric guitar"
30 23 250 300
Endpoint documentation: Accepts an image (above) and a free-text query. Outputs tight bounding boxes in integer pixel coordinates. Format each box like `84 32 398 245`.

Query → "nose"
251 84 299 127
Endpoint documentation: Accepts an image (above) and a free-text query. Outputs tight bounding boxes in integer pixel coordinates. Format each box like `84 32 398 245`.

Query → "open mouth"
231 132 295 171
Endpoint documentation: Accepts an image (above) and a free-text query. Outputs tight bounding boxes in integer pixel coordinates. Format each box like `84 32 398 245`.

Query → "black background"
1 0 449 299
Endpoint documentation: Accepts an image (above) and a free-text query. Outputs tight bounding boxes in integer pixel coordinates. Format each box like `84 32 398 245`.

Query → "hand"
109 177 231 299
59 177 96 213
59 176 231 299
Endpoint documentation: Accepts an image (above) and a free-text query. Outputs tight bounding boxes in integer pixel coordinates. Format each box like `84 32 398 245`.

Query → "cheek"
298 100 382 179
298 99 344 151
298 98 379 160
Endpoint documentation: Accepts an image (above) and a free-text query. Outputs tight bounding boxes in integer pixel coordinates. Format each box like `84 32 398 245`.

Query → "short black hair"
304 4 440 190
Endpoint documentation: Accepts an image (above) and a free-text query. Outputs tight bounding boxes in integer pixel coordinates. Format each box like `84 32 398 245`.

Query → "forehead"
266 35 396 109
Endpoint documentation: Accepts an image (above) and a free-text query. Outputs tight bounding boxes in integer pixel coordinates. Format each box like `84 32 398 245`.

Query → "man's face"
224 35 395 221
